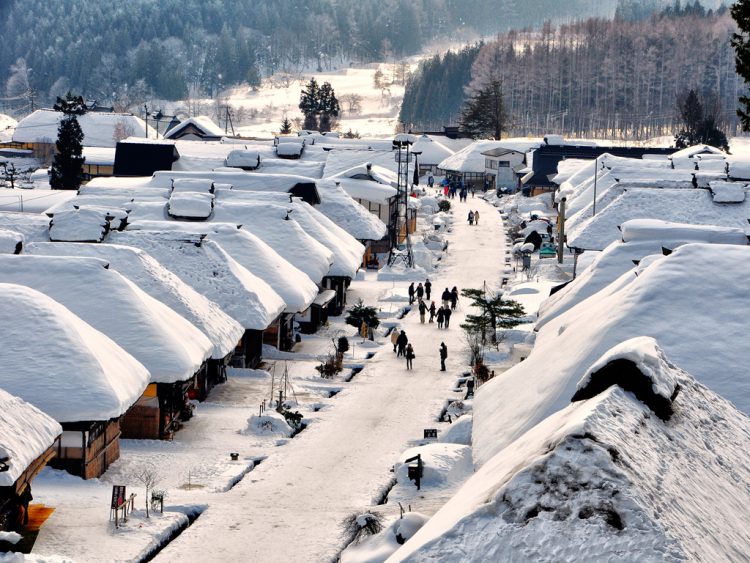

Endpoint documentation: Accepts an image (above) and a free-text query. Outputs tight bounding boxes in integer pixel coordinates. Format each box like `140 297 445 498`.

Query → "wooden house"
0 388 61 534
163 116 224 141
0 283 149 479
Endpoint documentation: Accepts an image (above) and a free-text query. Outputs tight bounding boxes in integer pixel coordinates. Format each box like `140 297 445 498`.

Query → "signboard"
111 485 126 509
423 429 438 439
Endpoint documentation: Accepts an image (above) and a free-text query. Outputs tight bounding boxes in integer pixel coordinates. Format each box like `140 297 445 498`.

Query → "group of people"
391 327 448 373
408 279 432 304
467 210 480 226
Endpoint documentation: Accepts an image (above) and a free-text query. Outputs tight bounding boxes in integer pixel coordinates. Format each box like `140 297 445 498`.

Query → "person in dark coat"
450 286 459 310
405 343 415 370
425 279 432 300
439 342 448 371
416 282 424 300
468 210 474 225
436 306 445 329
396 330 408 356
441 288 451 309
418 299 427 323
443 306 452 328
428 301 436 323
408 282 415 304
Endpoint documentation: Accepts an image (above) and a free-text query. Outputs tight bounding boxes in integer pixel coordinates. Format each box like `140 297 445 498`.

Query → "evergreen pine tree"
460 287 525 343
318 81 340 132
280 116 293 134
674 89 729 151
50 92 86 190
299 77 320 131
731 0 750 130
459 79 507 140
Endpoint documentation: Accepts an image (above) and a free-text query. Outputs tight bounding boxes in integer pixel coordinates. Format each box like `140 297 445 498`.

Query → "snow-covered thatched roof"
0 385 61 487
167 191 215 219
25 242 244 359
13 109 156 148
0 282 150 423
0 255 212 384
438 140 509 173
473 243 750 467
164 116 224 139
48 207 112 242
394 337 750 562
0 228 23 254
108 230 286 330
0 212 51 243
411 134 455 165
335 177 397 205
314 180 388 241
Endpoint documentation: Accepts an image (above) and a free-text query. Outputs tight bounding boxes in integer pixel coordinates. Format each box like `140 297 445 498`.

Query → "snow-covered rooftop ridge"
438 140 509 173
670 144 725 160
107 230 286 329
276 142 304 156
0 228 23 254
326 162 398 187
0 282 150 423
619 218 748 245
48 207 112 242
393 342 750 562
315 180 388 242
225 149 261 169
13 109 156 148
0 255 212 384
473 243 750 467
25 242 244 359
708 180 747 203
0 386 61 488
335 176 397 204
171 178 215 193
164 115 224 139
167 191 215 219
567 188 750 251
411 134 454 165
0 212 51 243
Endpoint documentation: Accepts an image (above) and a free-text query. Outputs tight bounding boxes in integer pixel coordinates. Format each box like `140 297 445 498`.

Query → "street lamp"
412 150 422 186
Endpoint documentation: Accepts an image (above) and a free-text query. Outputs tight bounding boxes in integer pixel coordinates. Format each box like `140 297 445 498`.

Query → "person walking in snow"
443 306 452 328
468 210 474 226
416 282 424 301
425 279 432 300
474 210 480 225
440 342 448 371
436 306 445 329
428 174 434 188
408 282 415 304
450 286 459 310
396 330 408 357
441 288 451 309
418 299 427 324
471 187 475 198
391 328 399 352
405 343 415 370
429 301 436 323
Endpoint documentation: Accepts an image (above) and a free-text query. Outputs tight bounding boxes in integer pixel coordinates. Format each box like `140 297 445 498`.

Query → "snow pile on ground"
393 443 473 491
378 262 429 281
242 410 293 438
473 243 750 466
0 386 61 487
25 241 244 359
0 282 149 422
392 338 750 562
438 416 472 446
0 255 212 384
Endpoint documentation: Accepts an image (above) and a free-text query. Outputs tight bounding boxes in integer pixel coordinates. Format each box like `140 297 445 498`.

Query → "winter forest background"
0 0 735 141
400 4 742 139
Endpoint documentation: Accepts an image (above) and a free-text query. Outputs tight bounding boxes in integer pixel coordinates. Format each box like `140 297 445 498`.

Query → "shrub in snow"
342 511 383 545
340 512 429 563
446 400 472 421
438 199 451 213
345 300 380 330
243 410 293 438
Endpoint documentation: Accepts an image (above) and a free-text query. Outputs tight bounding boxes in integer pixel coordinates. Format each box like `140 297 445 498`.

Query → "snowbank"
342 513 430 563
242 410 292 438
619 218 747 245
0 282 149 422
0 228 23 254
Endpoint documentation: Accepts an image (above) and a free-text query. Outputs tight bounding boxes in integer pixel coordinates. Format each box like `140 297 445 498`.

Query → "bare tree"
340 93 363 116
112 119 136 143
135 464 161 518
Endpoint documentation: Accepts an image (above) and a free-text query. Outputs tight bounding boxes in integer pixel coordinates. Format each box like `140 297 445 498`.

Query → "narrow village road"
155 194 506 563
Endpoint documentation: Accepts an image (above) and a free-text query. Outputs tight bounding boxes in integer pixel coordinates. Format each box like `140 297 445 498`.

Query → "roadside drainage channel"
137 506 206 563
222 457 265 492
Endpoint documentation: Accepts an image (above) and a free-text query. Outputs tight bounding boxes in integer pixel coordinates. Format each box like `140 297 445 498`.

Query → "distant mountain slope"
0 0 718 108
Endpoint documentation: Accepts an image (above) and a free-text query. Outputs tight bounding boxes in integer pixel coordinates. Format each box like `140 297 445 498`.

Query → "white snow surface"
0 386 61 487
107 230 286 330
167 191 214 219
0 255 212 384
24 241 244 359
0 212 51 242
0 228 23 254
439 140 509 173
709 180 747 203
411 134 455 166
473 243 750 466
48 208 111 242
316 179 389 241
391 354 750 562
619 218 748 244
170 178 215 193
13 109 155 148
0 282 149 422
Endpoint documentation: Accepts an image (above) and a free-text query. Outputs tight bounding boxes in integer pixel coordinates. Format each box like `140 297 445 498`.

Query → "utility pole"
557 196 566 264
592 155 599 216
143 104 149 138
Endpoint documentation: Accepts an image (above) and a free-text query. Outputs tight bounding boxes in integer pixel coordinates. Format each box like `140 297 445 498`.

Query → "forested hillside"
0 0 709 111
400 4 741 139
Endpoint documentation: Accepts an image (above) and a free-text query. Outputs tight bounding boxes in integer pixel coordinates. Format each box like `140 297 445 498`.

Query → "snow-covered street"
151 195 504 562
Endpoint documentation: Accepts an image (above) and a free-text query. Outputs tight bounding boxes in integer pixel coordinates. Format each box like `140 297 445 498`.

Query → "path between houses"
154 194 506 563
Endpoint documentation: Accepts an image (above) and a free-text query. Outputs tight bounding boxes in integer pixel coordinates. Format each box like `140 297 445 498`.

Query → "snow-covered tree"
317 81 340 132
299 77 320 131
50 92 86 191
459 79 507 140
